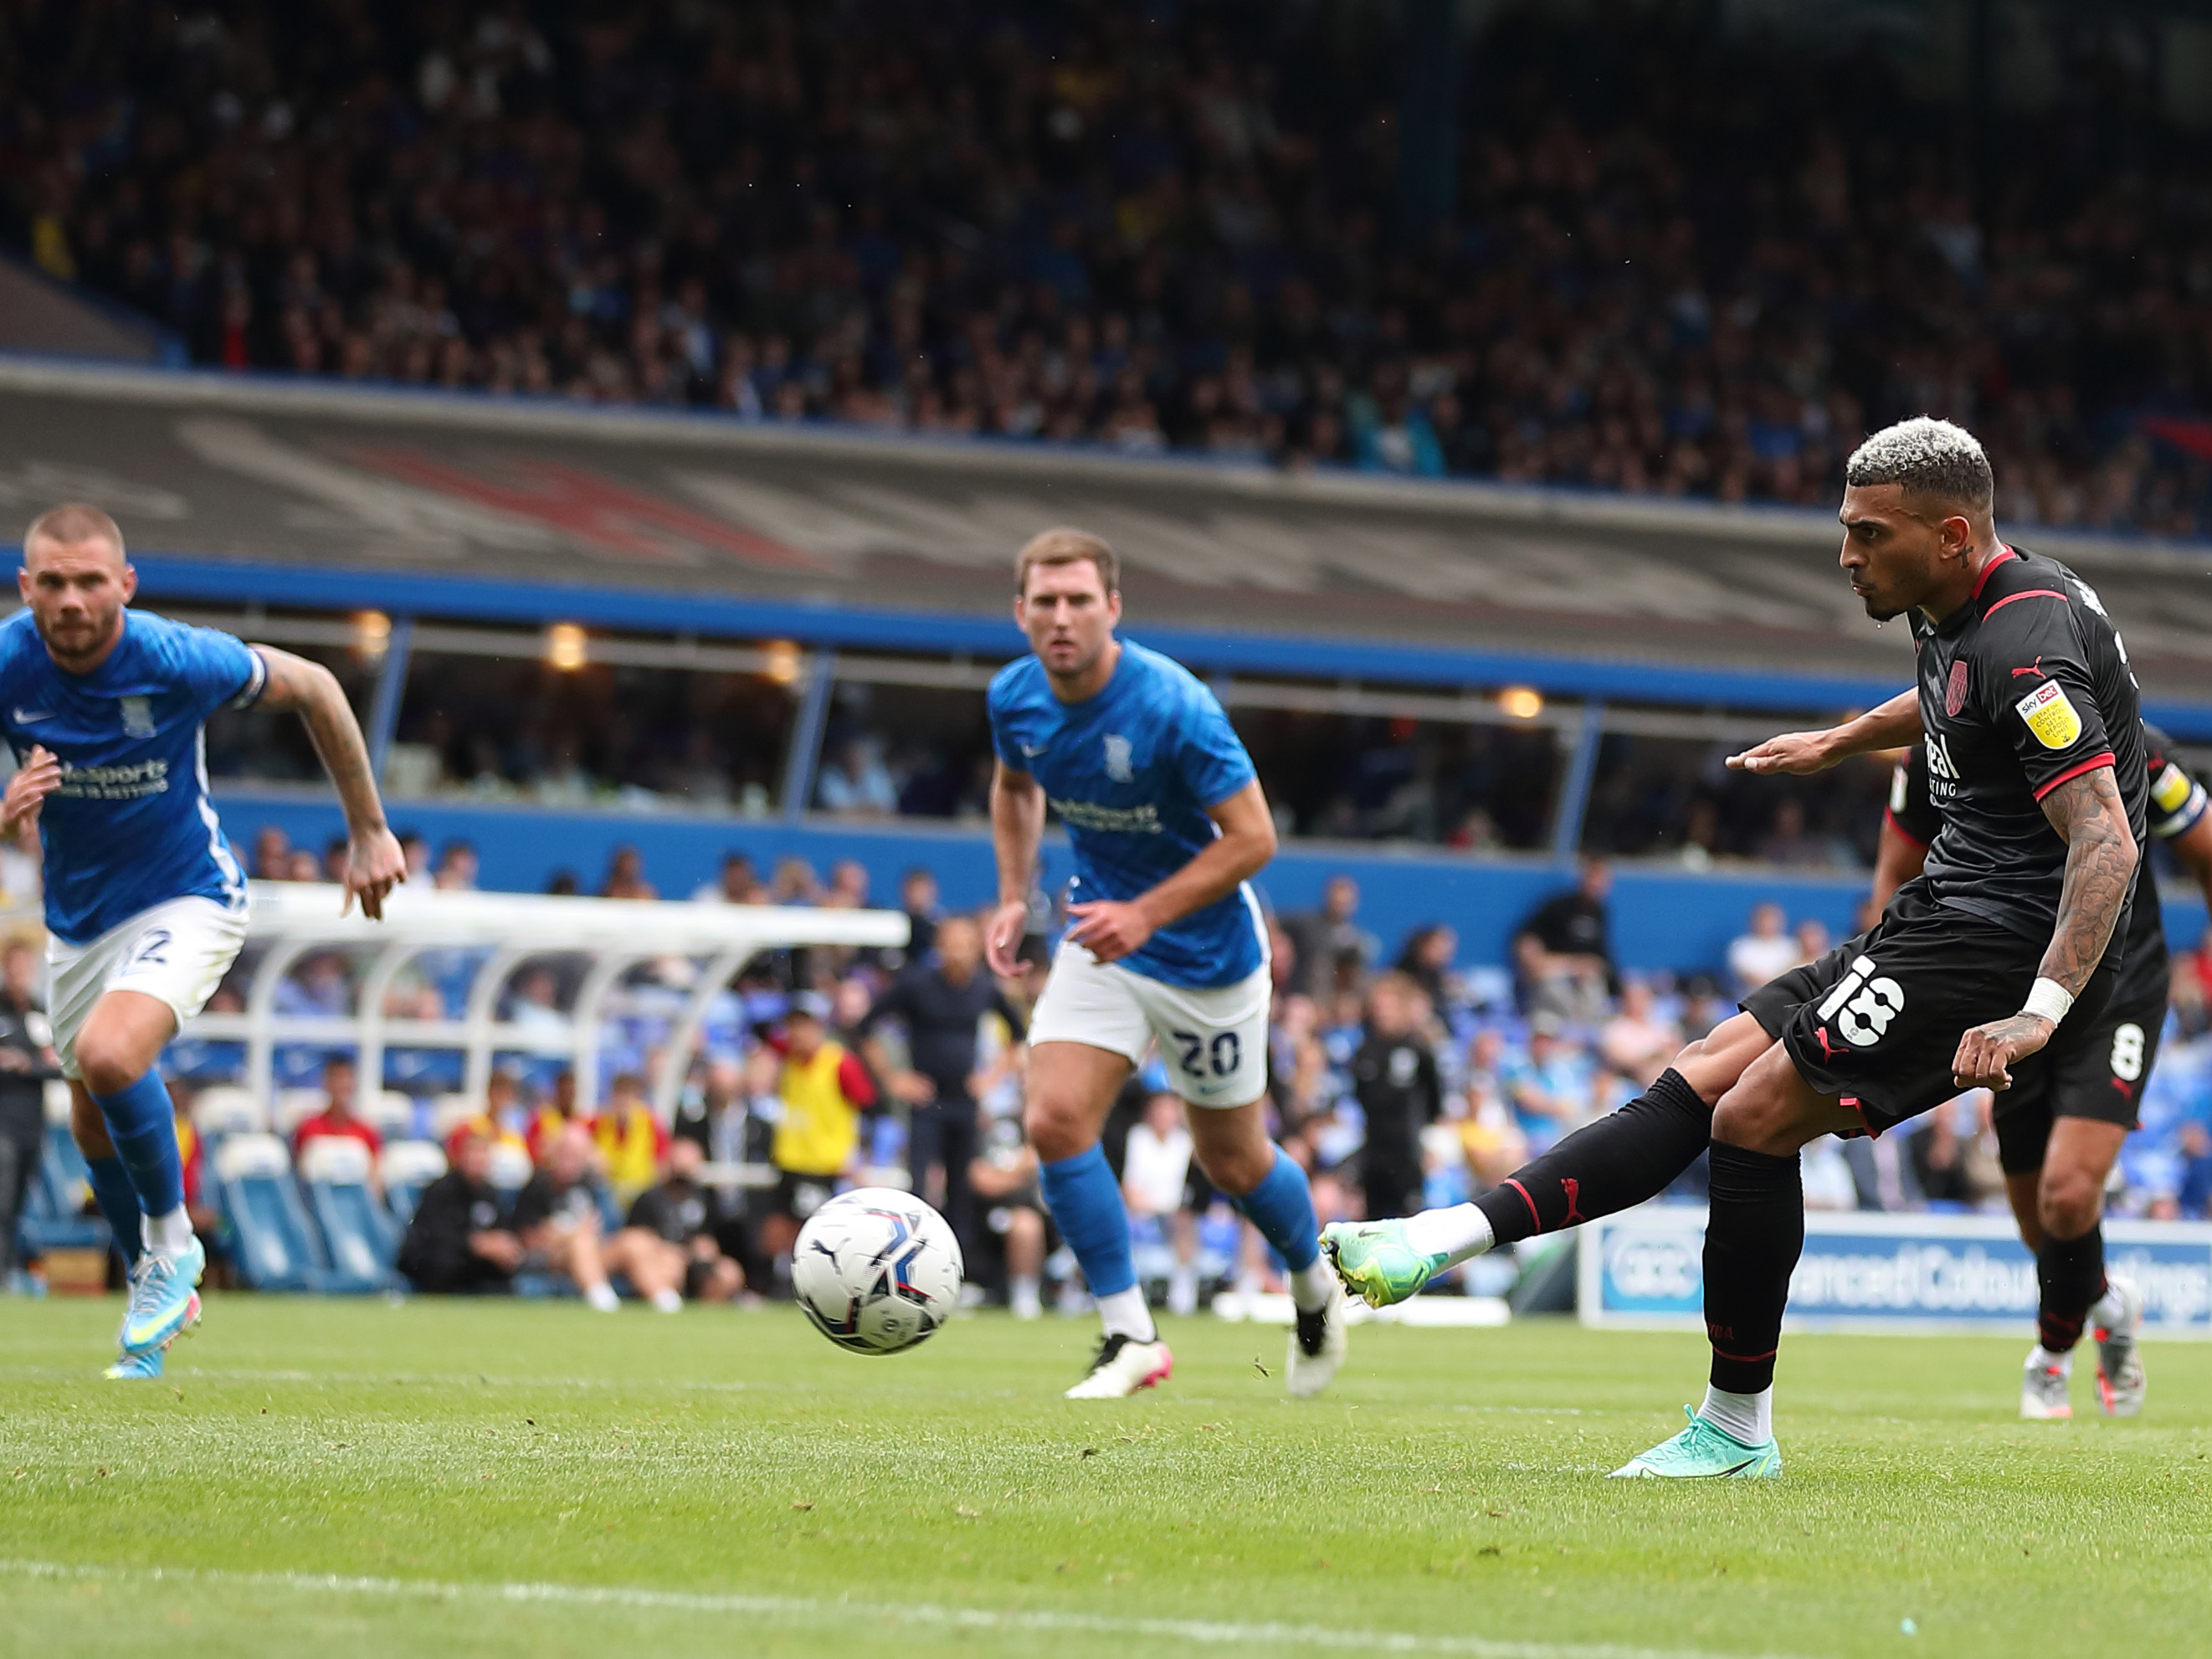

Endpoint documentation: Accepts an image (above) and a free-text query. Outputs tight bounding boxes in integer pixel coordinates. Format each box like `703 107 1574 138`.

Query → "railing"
181 881 909 1120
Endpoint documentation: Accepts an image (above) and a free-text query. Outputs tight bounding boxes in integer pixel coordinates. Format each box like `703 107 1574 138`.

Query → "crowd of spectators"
7 4 2212 531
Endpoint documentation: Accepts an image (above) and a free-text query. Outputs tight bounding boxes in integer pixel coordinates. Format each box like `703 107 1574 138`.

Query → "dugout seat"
377 1141 447 1228
429 1093 478 1143
192 1085 268 1139
17 1121 106 1258
271 1087 328 1138
297 1136 396 1292
360 1089 417 1143
212 1133 327 1292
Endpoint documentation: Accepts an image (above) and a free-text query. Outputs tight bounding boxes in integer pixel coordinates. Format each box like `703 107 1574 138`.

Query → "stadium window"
203 639 375 785
1228 706 1561 850
814 678 995 821
386 645 798 813
1578 724 1890 869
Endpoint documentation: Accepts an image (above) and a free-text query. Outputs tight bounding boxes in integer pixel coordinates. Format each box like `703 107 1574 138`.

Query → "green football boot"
1320 1219 1449 1308
1607 1407 1782 1480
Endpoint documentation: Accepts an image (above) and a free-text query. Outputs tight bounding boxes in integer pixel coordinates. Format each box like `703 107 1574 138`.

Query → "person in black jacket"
0 941 57 1287
397 1127 521 1294
857 914 1024 1263
624 1135 744 1302
1350 973 1443 1222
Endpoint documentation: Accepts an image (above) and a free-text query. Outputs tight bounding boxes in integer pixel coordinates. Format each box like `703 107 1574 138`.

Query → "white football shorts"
48 896 249 1080
1027 942 1271 1110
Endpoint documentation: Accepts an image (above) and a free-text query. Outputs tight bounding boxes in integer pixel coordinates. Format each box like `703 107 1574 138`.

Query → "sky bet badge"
2014 680 2082 749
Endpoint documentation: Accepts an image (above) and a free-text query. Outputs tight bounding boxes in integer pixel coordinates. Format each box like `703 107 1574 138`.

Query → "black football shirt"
1909 546 2148 963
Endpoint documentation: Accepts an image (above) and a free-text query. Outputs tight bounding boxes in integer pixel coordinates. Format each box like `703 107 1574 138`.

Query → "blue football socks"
1231 1147 1322 1272
92 1071 186 1223
83 1153 145 1271
1039 1143 1138 1299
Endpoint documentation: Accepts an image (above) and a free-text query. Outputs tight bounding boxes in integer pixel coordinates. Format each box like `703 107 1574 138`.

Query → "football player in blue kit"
983 528 1347 1400
2 504 404 1378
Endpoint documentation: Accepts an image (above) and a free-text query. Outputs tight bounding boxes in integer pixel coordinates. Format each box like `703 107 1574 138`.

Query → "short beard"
1860 596 1906 623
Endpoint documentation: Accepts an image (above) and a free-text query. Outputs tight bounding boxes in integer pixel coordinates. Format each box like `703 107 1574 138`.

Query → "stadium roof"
7 357 2212 724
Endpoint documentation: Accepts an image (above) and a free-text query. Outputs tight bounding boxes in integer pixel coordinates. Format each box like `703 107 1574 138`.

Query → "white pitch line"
0 1559 1821 1659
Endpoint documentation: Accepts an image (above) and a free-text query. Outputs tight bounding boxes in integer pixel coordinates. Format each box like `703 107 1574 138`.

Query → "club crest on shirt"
118 696 156 739
1943 660 1969 717
2014 680 2081 750
1102 732 1134 782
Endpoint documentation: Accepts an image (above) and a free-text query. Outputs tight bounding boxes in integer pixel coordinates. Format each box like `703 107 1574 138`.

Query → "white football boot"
2093 1273 2147 1418
1064 1333 1174 1399
2020 1353 2072 1420
1286 1281 1349 1398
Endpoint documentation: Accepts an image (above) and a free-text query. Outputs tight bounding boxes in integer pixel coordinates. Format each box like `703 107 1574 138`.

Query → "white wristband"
2021 978 2074 1026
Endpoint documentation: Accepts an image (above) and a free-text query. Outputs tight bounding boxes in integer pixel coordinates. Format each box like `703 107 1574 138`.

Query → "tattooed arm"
1953 764 2138 1089
252 645 407 919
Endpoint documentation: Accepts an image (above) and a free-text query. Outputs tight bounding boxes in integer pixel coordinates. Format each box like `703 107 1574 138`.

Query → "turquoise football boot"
1608 1407 1782 1479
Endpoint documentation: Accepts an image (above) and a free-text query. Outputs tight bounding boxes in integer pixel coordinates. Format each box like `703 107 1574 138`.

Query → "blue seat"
296 1137 397 1292
377 1140 448 1231
18 1123 106 1257
212 1133 328 1292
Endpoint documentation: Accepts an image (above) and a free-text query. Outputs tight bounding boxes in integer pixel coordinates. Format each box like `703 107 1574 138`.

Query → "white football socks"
1289 1258 1335 1313
2030 1344 2074 1375
584 1281 620 1312
1404 1204 1494 1266
1096 1285 1157 1343
650 1287 684 1313
142 1206 195 1259
1008 1275 1042 1320
1697 1384 1773 1446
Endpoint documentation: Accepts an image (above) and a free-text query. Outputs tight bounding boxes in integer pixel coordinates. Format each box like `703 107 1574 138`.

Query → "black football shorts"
1742 884 2114 1137
1989 970 2158 1174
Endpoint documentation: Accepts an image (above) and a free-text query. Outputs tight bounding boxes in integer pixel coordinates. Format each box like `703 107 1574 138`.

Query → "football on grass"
792 1189 964 1354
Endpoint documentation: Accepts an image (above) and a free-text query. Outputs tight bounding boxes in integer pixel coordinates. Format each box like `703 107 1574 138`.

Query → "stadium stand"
7 3 2212 532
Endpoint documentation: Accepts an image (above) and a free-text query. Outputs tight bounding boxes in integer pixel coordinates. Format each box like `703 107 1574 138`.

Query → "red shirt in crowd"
295 1113 382 1161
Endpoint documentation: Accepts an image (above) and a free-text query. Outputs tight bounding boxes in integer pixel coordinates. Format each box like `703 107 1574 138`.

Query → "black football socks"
2035 1224 2107 1353
1701 1141 1804 1394
1473 1067 1712 1246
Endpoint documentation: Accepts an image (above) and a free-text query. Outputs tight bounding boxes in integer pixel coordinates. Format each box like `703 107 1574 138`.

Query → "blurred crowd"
7 3 2212 530
43 840 2207 1313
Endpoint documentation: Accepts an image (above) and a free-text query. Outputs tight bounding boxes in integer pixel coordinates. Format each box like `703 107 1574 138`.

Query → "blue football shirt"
988 639 1265 989
0 607 264 943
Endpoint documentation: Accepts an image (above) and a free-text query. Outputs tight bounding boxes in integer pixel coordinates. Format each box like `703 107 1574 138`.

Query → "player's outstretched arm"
252 645 406 919
1953 763 2138 1091
986 761 1046 978
1065 779 1275 965
1727 688 1922 776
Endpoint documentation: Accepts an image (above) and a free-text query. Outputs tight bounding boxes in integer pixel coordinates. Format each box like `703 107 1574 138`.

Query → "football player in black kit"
1877 722 2212 1418
1322 417 2146 1477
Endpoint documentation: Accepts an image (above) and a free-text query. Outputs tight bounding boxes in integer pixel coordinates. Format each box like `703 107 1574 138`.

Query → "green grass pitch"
3 1297 2209 1659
